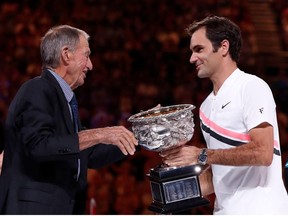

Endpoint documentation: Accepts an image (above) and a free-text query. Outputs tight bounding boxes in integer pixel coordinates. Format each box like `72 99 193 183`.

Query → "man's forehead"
191 28 206 41
190 29 208 48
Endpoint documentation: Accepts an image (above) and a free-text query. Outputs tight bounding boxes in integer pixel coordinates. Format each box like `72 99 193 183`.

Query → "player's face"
189 27 222 79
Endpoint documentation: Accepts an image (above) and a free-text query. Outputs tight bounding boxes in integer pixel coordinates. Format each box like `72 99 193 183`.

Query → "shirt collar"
47 69 74 102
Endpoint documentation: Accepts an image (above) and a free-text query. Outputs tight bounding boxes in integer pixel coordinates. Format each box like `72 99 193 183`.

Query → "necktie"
69 94 79 132
69 94 80 181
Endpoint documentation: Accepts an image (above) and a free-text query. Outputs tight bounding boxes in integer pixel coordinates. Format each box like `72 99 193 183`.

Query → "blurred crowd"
1 0 288 214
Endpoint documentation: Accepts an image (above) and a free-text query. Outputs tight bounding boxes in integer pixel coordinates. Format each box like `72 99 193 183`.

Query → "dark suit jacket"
0 69 126 214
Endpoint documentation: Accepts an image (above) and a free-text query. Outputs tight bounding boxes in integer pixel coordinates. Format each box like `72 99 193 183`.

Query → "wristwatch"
198 148 208 165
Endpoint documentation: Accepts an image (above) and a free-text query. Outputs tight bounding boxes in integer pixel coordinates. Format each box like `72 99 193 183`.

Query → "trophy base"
147 164 210 214
148 197 210 214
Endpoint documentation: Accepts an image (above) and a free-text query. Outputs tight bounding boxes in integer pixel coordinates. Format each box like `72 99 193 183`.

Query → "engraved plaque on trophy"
128 104 210 214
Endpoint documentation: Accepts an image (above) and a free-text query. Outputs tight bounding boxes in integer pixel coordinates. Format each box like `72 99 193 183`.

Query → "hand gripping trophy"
128 104 210 214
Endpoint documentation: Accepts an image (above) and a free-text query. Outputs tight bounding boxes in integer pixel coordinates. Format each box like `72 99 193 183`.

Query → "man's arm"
160 122 274 167
206 122 273 166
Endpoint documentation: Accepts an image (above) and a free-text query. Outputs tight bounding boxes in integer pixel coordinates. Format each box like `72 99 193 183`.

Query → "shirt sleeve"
242 76 276 131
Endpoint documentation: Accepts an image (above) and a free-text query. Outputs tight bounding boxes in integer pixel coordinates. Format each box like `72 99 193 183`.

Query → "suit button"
58 148 71 154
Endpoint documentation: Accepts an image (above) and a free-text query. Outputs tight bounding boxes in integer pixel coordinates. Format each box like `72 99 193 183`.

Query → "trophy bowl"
128 104 196 152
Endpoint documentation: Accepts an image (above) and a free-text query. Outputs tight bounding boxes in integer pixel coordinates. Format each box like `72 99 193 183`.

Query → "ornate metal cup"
128 104 209 214
128 104 195 152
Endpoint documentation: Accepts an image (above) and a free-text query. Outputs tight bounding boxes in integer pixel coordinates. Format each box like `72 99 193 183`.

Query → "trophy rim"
128 104 196 123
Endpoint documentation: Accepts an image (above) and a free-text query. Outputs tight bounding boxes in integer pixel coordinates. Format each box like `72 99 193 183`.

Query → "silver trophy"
128 104 209 214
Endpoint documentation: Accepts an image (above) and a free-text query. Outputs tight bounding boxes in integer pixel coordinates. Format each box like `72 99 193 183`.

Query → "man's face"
68 35 93 90
189 27 222 79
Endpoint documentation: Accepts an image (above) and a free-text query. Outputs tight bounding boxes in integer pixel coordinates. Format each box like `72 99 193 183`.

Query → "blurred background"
1 0 288 214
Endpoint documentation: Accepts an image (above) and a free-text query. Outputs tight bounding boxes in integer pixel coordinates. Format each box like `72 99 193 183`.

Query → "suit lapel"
41 70 75 134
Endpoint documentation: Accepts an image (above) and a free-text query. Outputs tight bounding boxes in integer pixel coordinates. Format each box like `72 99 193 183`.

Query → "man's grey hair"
40 25 90 69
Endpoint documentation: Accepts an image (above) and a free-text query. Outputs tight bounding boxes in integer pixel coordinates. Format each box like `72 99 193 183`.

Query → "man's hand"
79 126 138 155
159 145 201 167
95 126 138 155
0 151 3 174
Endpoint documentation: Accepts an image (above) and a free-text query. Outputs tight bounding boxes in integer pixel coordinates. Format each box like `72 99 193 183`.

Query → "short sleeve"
242 76 276 131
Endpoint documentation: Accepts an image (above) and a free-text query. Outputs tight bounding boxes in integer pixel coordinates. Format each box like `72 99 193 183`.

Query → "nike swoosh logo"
221 101 231 109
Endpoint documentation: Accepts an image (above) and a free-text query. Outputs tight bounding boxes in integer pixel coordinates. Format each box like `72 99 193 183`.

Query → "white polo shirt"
200 69 288 214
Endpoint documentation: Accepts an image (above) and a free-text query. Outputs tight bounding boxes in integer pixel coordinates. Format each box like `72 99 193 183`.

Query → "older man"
0 25 138 214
